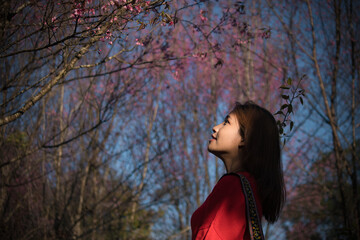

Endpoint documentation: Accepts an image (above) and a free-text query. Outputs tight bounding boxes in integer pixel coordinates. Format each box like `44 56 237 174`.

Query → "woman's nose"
212 124 219 133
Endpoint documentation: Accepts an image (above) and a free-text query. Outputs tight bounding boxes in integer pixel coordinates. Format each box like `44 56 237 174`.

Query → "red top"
191 172 262 240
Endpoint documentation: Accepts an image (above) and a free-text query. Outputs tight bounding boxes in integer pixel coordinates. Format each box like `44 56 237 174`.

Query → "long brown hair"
230 101 286 223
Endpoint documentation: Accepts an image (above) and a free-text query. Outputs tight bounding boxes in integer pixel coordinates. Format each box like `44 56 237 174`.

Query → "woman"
191 101 286 240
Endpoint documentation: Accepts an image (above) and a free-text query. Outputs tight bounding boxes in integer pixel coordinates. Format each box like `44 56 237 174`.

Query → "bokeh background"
0 0 359 239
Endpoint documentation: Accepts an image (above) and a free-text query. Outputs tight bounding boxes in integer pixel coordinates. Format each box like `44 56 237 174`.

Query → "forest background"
0 0 359 239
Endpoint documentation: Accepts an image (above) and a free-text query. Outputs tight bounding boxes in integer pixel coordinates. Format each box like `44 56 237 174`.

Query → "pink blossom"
200 10 207 22
101 5 108 12
74 9 82 16
135 38 144 46
135 5 142 13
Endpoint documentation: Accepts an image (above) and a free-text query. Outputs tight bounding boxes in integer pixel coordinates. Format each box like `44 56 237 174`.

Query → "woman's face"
208 113 243 160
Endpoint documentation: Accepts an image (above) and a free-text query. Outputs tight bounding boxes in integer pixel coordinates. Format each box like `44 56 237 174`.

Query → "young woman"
191 101 286 240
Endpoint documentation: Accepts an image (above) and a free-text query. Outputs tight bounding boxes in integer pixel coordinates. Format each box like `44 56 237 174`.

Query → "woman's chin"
207 146 219 156
207 145 215 153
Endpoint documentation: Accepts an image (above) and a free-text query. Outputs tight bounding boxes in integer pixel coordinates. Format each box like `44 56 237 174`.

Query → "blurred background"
0 0 359 239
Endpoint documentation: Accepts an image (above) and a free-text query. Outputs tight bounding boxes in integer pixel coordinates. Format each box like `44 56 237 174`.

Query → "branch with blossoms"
173 1 271 69
0 0 173 127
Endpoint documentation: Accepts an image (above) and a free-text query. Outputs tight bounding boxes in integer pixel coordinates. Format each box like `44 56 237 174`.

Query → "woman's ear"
238 138 245 148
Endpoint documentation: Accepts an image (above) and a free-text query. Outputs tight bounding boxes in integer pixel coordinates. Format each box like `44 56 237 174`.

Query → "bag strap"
227 173 265 240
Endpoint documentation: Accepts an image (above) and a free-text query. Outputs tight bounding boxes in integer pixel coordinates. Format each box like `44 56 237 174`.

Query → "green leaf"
279 127 284 135
300 97 303 105
287 77 292 85
281 94 289 100
137 22 147 30
275 110 284 115
161 12 172 23
280 85 290 89
290 121 294 131
150 16 159 25
281 104 288 110
288 104 293 113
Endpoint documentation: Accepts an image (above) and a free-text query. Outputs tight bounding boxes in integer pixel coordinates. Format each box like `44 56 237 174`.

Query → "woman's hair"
230 101 286 223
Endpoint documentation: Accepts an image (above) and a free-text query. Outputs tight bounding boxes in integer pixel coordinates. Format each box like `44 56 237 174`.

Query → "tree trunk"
306 0 351 235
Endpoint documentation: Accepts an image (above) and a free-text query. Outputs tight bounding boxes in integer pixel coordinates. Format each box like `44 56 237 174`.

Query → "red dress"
191 172 262 240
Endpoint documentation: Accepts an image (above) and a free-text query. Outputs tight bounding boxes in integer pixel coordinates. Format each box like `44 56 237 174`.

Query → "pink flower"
135 38 144 46
200 15 207 22
101 5 108 12
200 10 207 22
135 5 142 13
74 9 81 16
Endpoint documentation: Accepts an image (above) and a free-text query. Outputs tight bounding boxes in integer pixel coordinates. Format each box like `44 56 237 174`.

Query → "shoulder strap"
229 173 265 240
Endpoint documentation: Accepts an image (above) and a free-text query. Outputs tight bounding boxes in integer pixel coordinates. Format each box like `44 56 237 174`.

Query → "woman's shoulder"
191 172 248 225
210 172 250 239
216 171 261 213
191 172 256 240
217 171 256 188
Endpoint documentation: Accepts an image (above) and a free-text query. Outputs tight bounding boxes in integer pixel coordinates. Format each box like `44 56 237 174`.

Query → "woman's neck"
224 156 243 173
